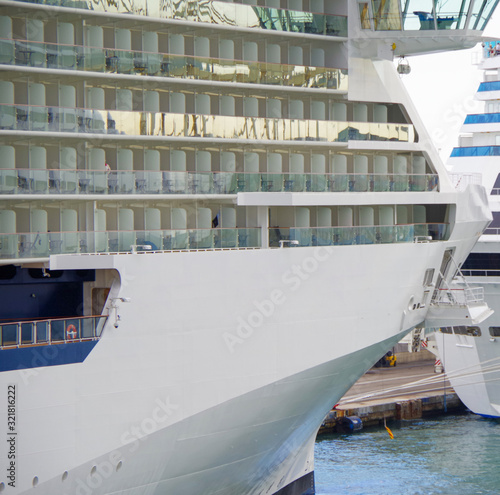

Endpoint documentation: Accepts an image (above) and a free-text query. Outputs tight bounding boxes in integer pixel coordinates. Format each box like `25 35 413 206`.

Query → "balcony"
0 223 449 260
11 0 348 37
0 104 414 143
0 39 348 91
0 315 107 350
270 224 449 247
0 228 262 259
0 169 439 196
426 286 493 327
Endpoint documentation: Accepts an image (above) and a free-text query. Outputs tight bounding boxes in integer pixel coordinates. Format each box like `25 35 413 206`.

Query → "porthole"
62 471 68 482
0 482 5 492
90 466 97 475
116 461 123 472
33 476 39 487
408 296 415 310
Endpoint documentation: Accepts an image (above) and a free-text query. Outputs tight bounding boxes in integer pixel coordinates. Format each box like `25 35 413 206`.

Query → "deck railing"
0 228 262 259
0 315 107 349
431 286 485 307
448 172 482 191
0 169 439 195
461 268 500 276
270 223 449 247
0 223 448 259
0 38 347 90
0 104 414 143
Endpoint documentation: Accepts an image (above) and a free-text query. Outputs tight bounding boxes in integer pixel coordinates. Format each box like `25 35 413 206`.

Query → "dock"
319 354 465 434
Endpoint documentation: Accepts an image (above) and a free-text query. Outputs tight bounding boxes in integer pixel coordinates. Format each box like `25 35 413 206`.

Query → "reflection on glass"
372 0 402 30
400 0 497 30
359 2 372 28
0 104 413 143
475 0 498 30
14 0 348 37
0 39 348 90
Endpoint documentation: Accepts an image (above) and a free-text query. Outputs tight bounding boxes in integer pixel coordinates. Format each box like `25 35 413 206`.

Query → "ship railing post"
258 206 269 248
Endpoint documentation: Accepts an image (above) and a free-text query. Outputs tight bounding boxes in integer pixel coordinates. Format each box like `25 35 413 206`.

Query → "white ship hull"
435 279 500 417
431 44 500 419
0 0 496 492
0 226 486 494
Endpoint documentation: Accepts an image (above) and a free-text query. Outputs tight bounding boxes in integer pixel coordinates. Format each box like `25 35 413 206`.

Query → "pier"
319 352 465 434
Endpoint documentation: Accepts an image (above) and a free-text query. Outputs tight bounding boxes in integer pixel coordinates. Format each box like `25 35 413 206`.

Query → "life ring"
66 324 77 340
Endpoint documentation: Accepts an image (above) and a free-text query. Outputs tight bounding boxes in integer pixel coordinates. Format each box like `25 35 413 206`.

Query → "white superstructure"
0 1 495 493
430 43 500 418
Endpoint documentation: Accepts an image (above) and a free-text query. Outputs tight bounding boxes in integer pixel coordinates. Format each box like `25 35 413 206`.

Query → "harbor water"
315 413 500 495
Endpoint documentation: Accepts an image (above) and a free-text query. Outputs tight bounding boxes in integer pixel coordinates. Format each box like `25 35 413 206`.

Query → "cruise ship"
0 1 495 493
429 43 500 418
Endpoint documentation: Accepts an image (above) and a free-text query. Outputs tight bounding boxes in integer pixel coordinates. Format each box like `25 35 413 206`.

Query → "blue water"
315 413 500 495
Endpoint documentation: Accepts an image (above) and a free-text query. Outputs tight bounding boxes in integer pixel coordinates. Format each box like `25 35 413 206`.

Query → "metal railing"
461 269 500 276
0 315 107 349
431 286 485 307
448 172 482 191
0 169 439 196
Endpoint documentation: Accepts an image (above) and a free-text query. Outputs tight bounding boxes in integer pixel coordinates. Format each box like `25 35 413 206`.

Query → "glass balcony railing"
451 146 500 157
0 228 262 259
0 315 107 349
0 104 414 143
0 169 439 195
12 0 348 37
478 81 500 92
270 223 449 247
0 223 449 259
0 39 348 91
464 113 500 124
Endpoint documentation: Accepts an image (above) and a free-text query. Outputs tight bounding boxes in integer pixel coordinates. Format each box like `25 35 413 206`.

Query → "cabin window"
453 326 481 337
489 327 500 337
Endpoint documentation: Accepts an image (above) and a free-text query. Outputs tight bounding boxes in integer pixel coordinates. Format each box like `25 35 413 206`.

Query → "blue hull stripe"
0 341 98 372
